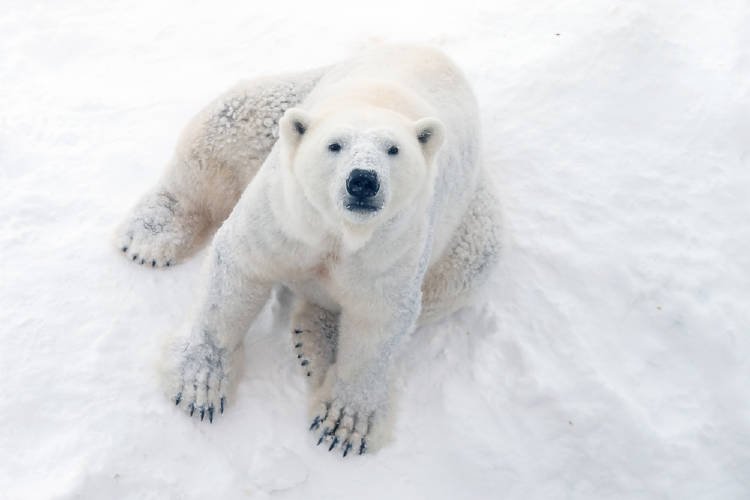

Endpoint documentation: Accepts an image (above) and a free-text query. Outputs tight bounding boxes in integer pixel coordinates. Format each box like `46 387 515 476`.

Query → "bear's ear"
280 108 312 152
414 117 445 165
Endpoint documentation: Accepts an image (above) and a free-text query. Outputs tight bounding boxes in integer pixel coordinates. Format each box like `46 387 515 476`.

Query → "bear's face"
279 107 445 229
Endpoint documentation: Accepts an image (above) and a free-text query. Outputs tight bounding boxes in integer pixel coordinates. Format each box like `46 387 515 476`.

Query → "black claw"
295 343 302 348
152 260 156 267
208 405 214 423
307 371 311 377
297 354 302 359
317 428 330 445
220 397 225 414
166 261 171 267
200 407 205 421
132 255 137 261
140 258 145 264
294 329 302 334
328 437 339 451
175 392 182 405
343 442 352 457
122 246 128 252
359 440 366 455
310 416 321 431
189 403 195 417
301 360 309 366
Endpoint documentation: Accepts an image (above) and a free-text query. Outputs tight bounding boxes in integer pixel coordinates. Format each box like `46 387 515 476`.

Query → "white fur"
117 45 501 454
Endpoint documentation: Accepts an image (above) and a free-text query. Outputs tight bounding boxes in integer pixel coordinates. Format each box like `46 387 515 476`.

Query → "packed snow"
1 1 749 499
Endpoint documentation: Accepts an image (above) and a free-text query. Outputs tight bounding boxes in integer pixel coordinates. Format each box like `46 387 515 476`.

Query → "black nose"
346 169 379 198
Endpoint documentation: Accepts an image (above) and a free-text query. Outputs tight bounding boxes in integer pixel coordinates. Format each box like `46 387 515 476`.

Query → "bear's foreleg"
308 244 427 456
160 236 273 421
308 300 420 456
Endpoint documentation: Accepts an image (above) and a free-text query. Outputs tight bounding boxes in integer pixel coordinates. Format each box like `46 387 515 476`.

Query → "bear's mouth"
344 197 381 213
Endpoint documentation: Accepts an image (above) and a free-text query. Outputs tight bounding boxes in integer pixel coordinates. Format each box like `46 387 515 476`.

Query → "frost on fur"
119 45 501 456
114 67 328 267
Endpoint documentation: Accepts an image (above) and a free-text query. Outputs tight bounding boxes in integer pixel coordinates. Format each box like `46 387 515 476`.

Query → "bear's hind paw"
293 329 315 379
115 191 204 268
118 232 175 268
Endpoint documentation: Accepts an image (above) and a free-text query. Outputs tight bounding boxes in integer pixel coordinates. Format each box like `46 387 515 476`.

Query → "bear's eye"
387 145 399 155
328 142 342 152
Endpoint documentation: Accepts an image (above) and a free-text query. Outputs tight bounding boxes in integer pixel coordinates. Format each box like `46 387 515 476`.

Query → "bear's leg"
307 244 429 456
419 178 501 324
115 67 328 267
160 239 273 421
308 298 421 457
290 301 338 387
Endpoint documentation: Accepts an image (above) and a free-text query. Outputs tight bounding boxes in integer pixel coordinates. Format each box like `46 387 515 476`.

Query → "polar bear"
115 45 500 456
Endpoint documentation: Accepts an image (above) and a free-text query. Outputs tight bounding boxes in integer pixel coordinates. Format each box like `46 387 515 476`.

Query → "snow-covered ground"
2 1 749 498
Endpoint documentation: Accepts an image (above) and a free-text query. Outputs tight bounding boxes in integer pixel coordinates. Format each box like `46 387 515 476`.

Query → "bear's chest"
281 251 343 311
312 252 336 279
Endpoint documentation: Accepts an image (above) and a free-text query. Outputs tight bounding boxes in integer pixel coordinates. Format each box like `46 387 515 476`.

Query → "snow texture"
1 0 749 499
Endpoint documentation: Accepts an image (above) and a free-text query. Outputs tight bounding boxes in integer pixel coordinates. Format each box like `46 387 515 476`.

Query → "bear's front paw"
162 336 236 423
309 399 375 457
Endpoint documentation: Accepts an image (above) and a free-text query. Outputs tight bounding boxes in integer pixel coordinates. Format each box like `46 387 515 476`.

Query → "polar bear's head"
279 106 445 229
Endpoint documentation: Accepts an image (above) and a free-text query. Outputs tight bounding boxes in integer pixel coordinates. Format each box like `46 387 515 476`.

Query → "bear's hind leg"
419 178 501 324
115 67 329 267
290 301 338 387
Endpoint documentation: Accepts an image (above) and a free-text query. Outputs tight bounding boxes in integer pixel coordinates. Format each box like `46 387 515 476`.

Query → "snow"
1 0 749 498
